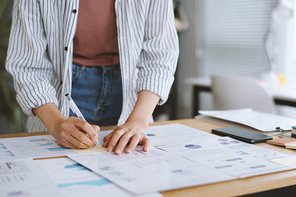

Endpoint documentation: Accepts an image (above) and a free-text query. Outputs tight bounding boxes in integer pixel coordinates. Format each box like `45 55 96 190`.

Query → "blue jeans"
70 64 123 126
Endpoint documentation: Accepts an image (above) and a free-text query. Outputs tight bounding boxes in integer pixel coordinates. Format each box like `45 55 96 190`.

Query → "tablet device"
211 127 273 143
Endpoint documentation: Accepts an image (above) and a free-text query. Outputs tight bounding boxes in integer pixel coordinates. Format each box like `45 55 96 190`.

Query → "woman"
6 0 179 155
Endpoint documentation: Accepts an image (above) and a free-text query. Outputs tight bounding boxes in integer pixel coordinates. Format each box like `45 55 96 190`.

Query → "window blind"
196 0 278 78
195 0 296 118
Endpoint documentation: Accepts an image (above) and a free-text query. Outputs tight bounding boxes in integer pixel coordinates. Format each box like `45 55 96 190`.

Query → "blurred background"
0 0 26 134
1 0 296 134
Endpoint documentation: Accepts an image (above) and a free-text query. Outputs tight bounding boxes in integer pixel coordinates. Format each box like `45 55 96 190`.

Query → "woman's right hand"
52 116 100 149
33 103 100 149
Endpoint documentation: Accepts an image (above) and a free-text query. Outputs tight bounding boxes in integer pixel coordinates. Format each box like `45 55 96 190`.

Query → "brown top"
73 0 120 66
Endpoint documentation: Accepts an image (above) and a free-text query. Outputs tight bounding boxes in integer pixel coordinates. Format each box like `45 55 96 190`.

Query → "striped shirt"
6 0 179 132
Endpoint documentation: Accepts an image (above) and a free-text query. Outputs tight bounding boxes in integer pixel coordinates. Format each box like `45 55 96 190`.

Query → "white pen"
65 93 101 148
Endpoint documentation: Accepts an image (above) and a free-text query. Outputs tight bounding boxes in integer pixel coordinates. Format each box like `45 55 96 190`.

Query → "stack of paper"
285 141 296 149
198 108 296 132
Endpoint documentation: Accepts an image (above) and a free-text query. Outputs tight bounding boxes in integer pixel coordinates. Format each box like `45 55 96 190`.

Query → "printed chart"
36 158 162 197
68 147 235 194
98 123 219 147
0 135 76 161
157 137 293 178
0 158 61 197
144 123 220 146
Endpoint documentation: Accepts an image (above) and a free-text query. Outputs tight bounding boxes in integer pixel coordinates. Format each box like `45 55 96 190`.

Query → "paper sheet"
145 123 220 146
285 141 296 149
0 123 214 160
36 158 162 197
0 135 76 161
68 147 236 195
98 123 219 147
198 108 296 132
157 136 292 178
270 156 296 168
0 158 62 197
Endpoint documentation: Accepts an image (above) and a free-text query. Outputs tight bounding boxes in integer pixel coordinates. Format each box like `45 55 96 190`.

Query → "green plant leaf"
0 0 26 133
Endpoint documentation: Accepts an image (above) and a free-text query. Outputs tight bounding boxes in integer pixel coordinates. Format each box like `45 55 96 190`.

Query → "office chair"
211 75 275 113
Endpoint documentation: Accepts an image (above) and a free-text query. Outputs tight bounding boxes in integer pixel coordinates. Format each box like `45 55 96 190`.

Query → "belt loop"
81 66 86 73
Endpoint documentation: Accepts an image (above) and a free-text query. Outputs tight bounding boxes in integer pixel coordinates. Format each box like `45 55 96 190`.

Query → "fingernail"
92 136 98 141
108 146 113 152
115 149 122 155
144 147 149 152
126 148 132 153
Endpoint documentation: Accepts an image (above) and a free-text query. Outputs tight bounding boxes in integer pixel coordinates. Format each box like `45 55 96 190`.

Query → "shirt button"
64 47 68 51
72 9 77 14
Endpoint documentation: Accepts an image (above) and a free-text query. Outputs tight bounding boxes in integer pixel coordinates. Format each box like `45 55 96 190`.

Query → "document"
36 158 162 197
98 123 219 147
68 147 235 195
144 123 220 146
0 135 76 161
0 123 214 160
0 158 62 197
198 108 296 132
157 136 292 178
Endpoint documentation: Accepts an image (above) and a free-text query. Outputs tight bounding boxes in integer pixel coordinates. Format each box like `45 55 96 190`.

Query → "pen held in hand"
65 93 101 148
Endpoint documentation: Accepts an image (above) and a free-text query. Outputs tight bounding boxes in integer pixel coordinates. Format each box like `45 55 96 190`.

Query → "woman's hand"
103 120 150 154
103 90 160 155
52 116 100 149
33 103 100 149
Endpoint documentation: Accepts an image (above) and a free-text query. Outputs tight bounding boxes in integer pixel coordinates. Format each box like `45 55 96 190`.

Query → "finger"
65 123 95 148
71 117 98 141
70 130 96 148
107 128 126 152
56 137 77 149
91 125 100 134
142 138 150 152
61 131 90 149
103 131 114 147
115 131 137 155
60 138 78 149
125 135 141 154
91 125 100 139
69 135 92 149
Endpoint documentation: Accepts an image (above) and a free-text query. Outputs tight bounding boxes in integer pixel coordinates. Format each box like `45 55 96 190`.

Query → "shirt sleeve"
5 0 58 117
136 0 179 105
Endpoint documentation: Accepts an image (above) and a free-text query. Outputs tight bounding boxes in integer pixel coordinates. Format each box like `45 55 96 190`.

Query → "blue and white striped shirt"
6 0 179 132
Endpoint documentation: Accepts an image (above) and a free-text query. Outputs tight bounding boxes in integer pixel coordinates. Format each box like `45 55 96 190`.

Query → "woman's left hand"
103 90 160 155
102 120 150 155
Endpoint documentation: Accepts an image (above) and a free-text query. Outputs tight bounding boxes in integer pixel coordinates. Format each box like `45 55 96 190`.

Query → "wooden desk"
185 77 296 118
1 119 296 197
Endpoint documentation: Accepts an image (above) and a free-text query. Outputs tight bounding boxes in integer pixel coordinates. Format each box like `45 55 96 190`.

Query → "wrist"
126 115 150 128
33 103 67 134
48 116 67 136
126 90 159 127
